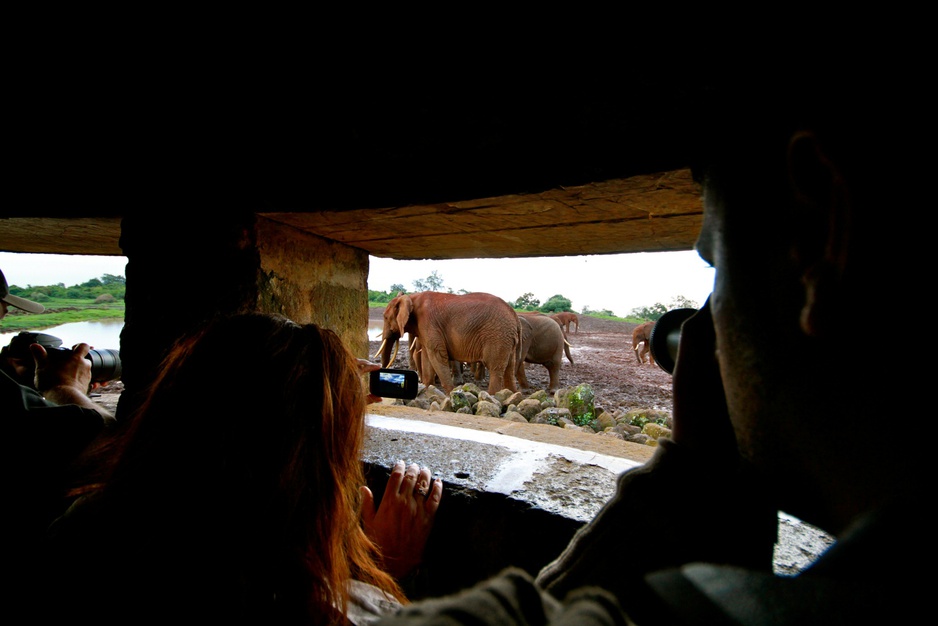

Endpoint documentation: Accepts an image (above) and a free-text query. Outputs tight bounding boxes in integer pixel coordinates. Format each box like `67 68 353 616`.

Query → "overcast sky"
1 250 714 318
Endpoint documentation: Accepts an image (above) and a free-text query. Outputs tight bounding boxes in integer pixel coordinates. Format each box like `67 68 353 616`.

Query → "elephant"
375 291 521 394
515 312 574 393
549 311 579 335
409 336 466 387
631 320 656 365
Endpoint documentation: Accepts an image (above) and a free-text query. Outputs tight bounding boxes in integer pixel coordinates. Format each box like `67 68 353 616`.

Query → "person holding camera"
45 312 442 624
1 270 115 422
2 267 116 611
371 63 928 624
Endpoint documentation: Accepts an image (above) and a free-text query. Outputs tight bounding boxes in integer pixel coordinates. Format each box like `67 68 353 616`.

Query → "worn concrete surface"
364 405 835 576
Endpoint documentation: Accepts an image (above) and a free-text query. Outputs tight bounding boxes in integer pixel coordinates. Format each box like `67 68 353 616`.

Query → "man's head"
690 65 924 533
1 268 45 320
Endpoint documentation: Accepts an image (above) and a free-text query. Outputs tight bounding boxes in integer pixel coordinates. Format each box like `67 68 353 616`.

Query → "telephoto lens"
86 348 122 383
649 307 698 375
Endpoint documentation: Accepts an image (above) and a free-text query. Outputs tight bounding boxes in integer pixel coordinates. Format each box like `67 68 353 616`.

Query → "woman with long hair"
46 313 442 625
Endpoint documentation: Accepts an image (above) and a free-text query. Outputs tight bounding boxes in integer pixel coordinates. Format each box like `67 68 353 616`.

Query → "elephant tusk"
409 337 417 352
390 341 400 366
564 338 572 347
373 338 387 361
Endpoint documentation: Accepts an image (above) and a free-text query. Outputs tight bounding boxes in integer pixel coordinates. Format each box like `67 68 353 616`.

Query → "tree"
539 294 573 313
390 284 407 295
629 302 668 321
669 295 698 310
512 292 540 310
100 274 126 286
413 270 445 292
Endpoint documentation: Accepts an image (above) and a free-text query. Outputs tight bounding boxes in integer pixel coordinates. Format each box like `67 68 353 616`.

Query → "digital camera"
2 331 122 383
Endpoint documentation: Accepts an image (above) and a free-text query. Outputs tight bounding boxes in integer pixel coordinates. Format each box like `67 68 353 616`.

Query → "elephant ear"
396 295 413 336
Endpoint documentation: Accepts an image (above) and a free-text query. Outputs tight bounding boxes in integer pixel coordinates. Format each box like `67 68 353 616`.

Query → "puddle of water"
3 319 385 350
1 320 124 351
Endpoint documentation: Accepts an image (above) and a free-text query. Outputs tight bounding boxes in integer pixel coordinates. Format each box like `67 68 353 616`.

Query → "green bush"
539 294 573 313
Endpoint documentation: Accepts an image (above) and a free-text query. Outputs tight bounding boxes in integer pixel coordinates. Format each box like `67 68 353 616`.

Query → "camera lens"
86 348 122 383
649 308 698 375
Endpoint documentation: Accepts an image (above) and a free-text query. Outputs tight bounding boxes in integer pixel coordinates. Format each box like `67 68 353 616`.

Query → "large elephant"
631 321 656 365
376 291 521 394
549 311 579 335
515 312 573 393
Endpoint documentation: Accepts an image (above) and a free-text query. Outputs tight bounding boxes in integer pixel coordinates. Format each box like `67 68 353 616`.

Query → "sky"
0 250 715 318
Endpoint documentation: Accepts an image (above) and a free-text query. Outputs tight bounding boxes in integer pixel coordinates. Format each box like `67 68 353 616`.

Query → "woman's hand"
356 358 383 404
360 460 443 580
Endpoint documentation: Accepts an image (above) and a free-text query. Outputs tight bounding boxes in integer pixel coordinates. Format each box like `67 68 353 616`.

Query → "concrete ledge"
364 413 642 523
362 408 835 595
362 410 647 598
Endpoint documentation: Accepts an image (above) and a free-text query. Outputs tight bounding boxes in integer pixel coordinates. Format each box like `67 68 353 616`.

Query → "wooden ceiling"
2 74 704 260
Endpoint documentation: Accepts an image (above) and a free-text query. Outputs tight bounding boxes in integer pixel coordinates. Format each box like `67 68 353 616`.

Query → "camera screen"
379 371 407 387
370 368 418 399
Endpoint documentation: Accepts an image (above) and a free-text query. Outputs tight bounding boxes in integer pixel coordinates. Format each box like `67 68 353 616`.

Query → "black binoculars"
3 331 122 383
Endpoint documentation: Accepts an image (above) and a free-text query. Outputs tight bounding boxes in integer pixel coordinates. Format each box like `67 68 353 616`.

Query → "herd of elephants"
372 291 658 396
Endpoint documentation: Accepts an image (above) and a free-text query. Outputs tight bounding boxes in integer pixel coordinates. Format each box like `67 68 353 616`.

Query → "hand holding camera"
2 331 122 390
356 358 419 401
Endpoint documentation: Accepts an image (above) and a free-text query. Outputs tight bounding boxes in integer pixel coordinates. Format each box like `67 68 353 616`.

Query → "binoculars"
3 331 122 383
648 305 701 375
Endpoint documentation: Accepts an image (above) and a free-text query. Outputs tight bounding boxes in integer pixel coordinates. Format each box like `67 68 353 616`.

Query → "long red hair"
56 313 403 624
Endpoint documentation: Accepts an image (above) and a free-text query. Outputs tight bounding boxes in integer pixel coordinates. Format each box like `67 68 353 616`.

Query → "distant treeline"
5 274 126 303
369 287 578 315
368 270 698 322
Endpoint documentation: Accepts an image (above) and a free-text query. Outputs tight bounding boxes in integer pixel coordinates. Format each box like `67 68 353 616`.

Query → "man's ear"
787 130 852 338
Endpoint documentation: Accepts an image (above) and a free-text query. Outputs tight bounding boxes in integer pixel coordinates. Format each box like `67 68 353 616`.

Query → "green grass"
1 300 125 332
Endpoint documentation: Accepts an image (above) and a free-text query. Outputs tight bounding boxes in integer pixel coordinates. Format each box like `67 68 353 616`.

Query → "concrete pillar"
117 212 369 419
255 215 369 358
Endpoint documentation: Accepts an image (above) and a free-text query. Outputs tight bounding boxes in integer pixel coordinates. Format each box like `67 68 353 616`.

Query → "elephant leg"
451 360 464 386
639 343 651 364
427 349 456 393
485 356 514 395
516 361 530 390
547 361 560 393
422 358 439 386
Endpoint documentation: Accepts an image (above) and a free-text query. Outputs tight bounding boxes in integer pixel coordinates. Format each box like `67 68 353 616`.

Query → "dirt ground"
370 308 674 417
93 311 669 462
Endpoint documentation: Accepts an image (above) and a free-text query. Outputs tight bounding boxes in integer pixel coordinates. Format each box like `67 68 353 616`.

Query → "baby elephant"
631 321 656 365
